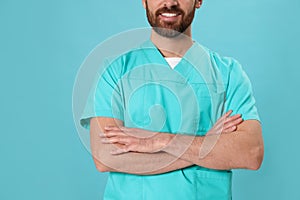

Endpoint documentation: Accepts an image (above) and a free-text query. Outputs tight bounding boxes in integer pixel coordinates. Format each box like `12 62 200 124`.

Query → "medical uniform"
80 40 260 200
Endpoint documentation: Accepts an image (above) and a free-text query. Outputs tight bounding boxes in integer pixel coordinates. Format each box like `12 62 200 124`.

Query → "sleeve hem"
242 115 261 123
80 109 124 129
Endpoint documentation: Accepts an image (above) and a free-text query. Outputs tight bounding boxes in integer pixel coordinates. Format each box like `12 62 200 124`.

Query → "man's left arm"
162 119 264 170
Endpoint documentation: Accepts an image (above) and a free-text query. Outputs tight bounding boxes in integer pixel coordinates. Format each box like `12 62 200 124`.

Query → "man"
80 0 264 199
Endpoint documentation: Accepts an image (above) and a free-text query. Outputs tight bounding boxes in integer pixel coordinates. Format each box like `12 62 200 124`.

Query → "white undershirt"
165 57 182 69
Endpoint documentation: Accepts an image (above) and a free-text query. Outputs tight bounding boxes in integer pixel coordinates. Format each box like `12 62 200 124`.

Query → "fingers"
99 125 126 138
210 111 243 134
220 111 242 126
105 125 133 133
101 136 131 145
224 117 243 130
99 130 125 138
110 146 130 155
225 110 233 117
222 113 243 133
213 110 234 128
100 134 134 155
225 113 241 123
218 110 233 122
101 126 152 139
223 125 237 133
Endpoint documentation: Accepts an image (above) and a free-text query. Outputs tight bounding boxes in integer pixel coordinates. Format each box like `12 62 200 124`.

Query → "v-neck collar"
139 39 197 71
138 39 223 87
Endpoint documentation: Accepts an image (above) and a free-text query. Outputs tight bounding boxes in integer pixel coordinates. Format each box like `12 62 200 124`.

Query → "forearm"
162 120 264 170
93 144 193 175
90 117 193 175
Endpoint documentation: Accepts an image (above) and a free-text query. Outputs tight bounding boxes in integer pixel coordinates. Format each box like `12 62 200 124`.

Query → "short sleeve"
80 59 124 129
225 59 260 121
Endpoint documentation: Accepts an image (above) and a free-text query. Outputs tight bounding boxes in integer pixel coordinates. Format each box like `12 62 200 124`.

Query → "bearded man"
80 0 264 199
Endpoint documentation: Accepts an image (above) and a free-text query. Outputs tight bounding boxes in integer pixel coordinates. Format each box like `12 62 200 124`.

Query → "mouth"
158 12 181 22
160 12 180 17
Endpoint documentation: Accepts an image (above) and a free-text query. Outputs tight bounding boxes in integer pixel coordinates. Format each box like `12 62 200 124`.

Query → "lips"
154 7 183 24
156 7 183 17
160 12 180 17
158 12 181 23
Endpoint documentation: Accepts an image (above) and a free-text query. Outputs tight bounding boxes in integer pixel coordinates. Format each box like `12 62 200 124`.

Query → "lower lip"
159 14 181 22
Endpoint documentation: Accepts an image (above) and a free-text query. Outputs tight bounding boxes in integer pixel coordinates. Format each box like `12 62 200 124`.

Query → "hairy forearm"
162 120 264 170
90 117 193 175
93 145 193 175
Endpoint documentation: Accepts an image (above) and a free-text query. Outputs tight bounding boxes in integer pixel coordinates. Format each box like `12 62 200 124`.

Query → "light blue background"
1 0 299 199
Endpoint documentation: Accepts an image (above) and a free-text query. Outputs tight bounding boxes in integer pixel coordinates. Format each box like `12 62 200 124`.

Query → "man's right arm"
90 117 194 175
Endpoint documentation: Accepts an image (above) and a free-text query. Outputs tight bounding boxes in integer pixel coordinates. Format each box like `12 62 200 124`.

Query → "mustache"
155 7 184 16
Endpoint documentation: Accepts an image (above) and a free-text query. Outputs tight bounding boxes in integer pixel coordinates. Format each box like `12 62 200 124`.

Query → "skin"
91 111 246 174
89 0 264 175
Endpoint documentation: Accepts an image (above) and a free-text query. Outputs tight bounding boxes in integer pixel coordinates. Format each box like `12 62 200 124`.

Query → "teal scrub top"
80 40 260 200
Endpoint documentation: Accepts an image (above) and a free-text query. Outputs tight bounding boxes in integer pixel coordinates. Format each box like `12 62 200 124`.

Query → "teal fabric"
104 166 232 200
80 40 260 199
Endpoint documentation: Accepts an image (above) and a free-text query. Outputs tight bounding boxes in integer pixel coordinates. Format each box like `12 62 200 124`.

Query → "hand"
207 110 243 135
100 126 173 155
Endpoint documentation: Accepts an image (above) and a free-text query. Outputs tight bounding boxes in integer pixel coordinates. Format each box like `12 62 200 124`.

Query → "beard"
145 1 196 38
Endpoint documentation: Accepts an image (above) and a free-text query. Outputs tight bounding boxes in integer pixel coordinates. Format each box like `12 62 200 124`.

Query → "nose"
164 0 179 9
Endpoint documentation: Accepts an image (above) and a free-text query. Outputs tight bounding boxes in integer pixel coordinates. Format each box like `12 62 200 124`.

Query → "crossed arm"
90 116 193 175
90 110 264 175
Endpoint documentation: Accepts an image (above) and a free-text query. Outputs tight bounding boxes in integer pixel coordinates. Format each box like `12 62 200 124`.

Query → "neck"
150 27 193 58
